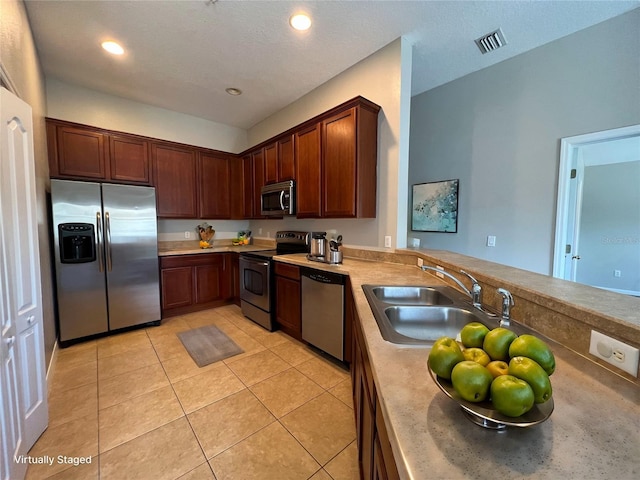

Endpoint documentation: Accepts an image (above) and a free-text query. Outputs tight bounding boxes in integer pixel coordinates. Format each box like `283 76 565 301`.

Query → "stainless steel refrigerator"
51 179 160 345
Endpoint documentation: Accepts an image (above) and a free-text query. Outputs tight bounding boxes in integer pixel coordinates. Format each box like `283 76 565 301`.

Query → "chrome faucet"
497 288 514 327
421 266 483 308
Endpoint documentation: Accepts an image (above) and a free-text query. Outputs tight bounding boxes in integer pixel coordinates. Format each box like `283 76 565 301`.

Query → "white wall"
0 0 56 365
408 9 640 274
249 38 412 249
46 78 248 153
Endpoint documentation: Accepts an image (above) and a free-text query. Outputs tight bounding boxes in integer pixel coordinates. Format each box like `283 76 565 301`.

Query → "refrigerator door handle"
96 212 104 272
105 211 113 272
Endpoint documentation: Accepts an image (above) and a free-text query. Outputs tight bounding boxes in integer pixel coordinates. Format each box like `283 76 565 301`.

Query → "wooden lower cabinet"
274 262 301 340
352 297 400 480
160 254 235 317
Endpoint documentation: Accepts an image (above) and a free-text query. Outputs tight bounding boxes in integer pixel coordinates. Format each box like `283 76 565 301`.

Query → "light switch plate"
589 330 639 377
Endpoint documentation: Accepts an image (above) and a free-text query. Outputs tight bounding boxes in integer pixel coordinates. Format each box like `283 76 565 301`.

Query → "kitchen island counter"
275 253 639 479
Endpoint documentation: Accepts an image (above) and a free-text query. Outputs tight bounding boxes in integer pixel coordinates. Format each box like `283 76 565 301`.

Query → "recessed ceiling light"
101 41 124 55
225 87 242 96
289 13 311 31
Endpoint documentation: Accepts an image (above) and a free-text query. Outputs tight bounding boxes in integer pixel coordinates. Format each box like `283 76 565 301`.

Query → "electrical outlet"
259 228 263 235
435 265 445 279
614 270 621 278
417 258 424 267
384 236 392 248
184 231 191 239
589 330 639 377
410 237 421 248
487 235 496 247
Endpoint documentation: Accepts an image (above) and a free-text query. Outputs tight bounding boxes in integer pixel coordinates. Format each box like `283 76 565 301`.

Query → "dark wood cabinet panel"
230 253 240 305
160 254 232 317
251 149 265 218
161 267 193 310
230 156 253 219
152 143 198 218
47 120 152 185
199 152 231 219
275 274 301 340
109 134 151 184
195 263 223 304
353 290 399 480
295 123 322 218
322 108 357 217
56 126 107 179
264 143 278 185
278 134 295 182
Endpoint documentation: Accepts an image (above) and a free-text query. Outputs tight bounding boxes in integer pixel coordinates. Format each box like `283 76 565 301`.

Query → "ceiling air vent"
475 28 507 54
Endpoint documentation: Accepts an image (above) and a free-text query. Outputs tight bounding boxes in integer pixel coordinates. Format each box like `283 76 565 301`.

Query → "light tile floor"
27 305 358 480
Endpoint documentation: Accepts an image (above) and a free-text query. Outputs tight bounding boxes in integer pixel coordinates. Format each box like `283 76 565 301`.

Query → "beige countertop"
157 240 274 257
275 253 640 479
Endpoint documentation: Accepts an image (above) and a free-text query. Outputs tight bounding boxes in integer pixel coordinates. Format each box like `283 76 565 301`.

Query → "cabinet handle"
5 336 15 347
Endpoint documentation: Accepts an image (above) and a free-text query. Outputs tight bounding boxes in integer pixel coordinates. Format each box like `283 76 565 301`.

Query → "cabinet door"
295 123 321 217
230 156 252 219
161 267 193 309
275 275 301 339
56 125 107 179
264 143 278 184
322 108 357 217
251 149 265 218
109 134 151 184
195 265 223 304
278 134 295 181
152 143 198 218
199 152 231 219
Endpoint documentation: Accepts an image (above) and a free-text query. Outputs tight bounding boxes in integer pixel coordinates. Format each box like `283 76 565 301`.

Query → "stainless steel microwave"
261 180 295 216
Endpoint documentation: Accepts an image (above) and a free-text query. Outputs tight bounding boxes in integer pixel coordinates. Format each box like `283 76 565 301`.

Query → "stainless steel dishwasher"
301 267 346 361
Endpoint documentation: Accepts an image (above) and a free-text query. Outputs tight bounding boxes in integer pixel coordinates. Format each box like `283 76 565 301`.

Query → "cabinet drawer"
274 262 300 280
160 253 225 269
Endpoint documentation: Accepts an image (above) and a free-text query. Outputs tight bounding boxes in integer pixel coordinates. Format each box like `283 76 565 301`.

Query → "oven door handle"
279 190 285 211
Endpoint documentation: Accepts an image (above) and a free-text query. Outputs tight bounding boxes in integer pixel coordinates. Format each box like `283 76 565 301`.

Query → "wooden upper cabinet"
228 154 255 219
322 102 379 218
152 142 198 218
295 123 322 218
278 134 295 181
264 143 278 185
251 149 265 218
46 119 152 185
109 134 151 184
199 152 231 219
322 108 357 217
55 125 107 179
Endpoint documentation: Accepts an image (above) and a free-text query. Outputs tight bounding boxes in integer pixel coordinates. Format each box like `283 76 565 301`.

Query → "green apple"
428 337 464 380
451 361 493 402
460 322 490 348
491 375 535 417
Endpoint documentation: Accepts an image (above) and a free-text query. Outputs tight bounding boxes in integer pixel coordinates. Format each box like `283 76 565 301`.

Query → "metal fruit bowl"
428 365 554 430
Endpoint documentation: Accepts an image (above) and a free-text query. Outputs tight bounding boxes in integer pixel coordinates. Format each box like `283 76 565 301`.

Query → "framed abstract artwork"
411 179 459 232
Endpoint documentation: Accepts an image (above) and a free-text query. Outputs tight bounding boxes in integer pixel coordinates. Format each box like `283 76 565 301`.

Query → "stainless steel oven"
239 255 272 330
239 231 308 331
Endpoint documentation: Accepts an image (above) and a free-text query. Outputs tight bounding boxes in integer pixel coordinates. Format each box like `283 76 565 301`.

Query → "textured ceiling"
24 0 639 129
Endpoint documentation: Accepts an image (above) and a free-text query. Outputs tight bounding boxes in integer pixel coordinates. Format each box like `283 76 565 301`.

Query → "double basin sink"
362 285 498 346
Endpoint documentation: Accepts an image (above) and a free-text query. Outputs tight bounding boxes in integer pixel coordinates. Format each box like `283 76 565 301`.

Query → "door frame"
553 124 640 281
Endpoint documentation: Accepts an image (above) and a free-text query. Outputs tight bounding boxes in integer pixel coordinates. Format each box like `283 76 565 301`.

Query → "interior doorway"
553 125 640 295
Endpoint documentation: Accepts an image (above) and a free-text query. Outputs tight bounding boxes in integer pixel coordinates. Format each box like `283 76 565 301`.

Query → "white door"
0 87 48 479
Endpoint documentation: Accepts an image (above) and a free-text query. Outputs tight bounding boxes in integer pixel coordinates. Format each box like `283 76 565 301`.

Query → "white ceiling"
24 0 639 130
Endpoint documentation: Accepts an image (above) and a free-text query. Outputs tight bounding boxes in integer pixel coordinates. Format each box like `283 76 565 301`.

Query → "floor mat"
177 325 244 367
